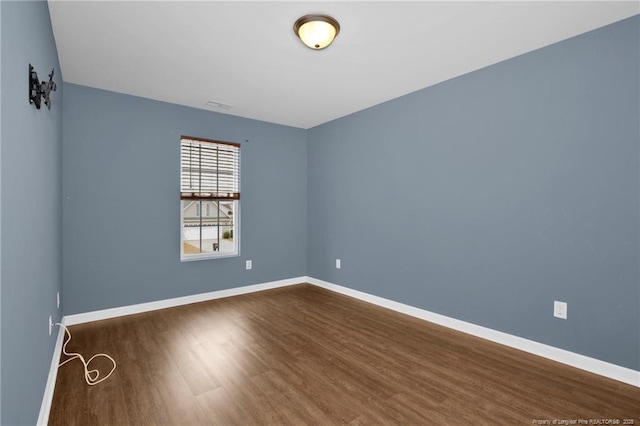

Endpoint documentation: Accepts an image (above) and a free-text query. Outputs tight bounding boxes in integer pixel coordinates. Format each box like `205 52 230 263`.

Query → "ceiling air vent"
206 100 234 110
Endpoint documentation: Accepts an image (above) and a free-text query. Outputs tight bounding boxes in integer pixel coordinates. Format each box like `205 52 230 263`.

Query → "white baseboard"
40 275 639 423
37 317 67 426
306 276 640 388
64 276 305 326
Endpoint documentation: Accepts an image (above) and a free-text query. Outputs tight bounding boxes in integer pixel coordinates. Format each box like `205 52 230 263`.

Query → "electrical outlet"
336 259 341 269
49 315 53 335
554 301 567 319
246 260 252 270
57 291 60 309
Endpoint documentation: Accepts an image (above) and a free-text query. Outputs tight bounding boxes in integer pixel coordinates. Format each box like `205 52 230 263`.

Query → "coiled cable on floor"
56 323 117 386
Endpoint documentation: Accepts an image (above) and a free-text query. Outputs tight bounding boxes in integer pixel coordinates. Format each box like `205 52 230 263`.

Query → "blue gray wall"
307 16 640 370
1 1 64 424
62 84 307 315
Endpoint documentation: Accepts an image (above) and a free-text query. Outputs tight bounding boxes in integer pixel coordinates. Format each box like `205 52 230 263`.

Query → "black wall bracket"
29 64 57 110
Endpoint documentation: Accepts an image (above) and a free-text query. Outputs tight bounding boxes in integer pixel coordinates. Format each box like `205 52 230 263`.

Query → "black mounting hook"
29 64 57 110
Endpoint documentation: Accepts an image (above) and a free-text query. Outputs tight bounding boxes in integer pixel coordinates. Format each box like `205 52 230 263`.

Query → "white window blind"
180 136 240 200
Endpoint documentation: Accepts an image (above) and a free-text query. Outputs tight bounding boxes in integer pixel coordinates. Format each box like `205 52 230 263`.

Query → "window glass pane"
181 200 237 257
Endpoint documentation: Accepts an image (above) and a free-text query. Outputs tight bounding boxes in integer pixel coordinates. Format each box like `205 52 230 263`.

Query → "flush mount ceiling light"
294 14 340 50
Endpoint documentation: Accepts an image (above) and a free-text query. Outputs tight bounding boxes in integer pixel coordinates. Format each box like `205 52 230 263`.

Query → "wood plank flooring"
49 284 640 425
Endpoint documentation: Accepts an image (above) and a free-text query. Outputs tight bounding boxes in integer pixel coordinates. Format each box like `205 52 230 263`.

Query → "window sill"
180 252 240 262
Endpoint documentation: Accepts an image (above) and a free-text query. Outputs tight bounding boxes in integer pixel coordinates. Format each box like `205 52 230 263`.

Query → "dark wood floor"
49 284 640 425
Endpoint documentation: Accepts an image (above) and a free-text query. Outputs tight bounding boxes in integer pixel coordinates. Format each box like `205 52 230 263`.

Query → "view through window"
180 136 240 260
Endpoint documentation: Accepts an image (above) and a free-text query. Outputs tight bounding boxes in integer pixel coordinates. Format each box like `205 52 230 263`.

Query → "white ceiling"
48 1 639 129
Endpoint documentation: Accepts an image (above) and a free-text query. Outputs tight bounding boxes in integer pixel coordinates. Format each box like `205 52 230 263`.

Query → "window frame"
180 136 240 262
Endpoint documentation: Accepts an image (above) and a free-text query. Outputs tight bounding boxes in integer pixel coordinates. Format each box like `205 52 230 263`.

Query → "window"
180 136 240 260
